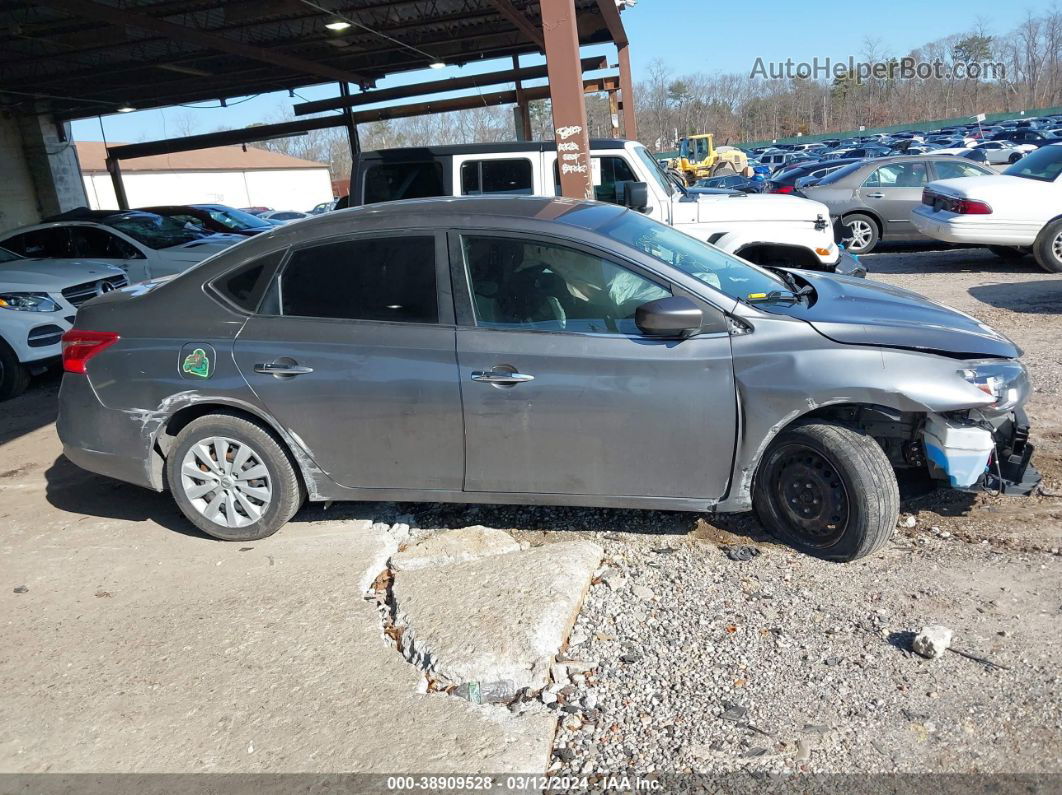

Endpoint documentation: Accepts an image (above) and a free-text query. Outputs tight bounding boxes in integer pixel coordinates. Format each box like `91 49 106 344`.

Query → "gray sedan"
57 197 1036 561
802 155 996 254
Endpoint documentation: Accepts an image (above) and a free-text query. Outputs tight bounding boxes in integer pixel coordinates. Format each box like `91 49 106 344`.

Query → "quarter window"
363 162 444 204
462 235 669 334
279 236 438 323
214 250 286 312
460 159 533 196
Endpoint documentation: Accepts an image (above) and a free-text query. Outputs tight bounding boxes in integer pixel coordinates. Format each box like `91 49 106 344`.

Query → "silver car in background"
802 155 997 254
57 197 1037 561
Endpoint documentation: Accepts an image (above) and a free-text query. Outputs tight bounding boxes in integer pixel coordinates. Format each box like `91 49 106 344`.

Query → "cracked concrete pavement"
0 426 557 773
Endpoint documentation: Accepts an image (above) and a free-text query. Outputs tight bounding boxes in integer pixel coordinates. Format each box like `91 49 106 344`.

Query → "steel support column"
512 55 533 141
541 0 592 200
617 42 637 140
105 156 128 210
338 82 361 162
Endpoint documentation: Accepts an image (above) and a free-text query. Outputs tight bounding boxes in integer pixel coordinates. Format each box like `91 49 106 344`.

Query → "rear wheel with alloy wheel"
754 421 899 561
841 213 879 255
167 414 304 541
1032 219 1062 274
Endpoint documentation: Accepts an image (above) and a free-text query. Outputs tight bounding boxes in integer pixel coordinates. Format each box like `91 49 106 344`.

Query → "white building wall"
82 167 333 212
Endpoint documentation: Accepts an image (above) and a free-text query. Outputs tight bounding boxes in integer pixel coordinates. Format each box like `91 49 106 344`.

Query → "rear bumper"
57 374 158 490
910 206 1039 247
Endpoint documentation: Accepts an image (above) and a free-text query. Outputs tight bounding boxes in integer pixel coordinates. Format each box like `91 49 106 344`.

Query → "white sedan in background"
0 210 243 283
911 143 1062 272
970 140 1037 164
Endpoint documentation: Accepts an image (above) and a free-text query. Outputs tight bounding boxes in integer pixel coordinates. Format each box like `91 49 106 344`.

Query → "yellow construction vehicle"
668 134 748 186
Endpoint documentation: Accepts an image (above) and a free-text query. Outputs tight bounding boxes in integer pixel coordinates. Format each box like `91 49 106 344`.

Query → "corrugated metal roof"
76 141 327 172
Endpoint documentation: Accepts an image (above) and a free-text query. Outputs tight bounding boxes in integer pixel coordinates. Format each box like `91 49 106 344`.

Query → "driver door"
451 231 737 500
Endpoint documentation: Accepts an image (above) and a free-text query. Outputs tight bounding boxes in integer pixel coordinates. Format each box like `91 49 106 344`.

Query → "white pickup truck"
912 142 1062 272
345 139 862 276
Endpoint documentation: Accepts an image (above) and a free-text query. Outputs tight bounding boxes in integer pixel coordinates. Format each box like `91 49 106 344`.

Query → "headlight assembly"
0 292 60 312
958 360 1030 412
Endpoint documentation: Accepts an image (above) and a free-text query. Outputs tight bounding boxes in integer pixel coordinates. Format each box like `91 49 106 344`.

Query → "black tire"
166 414 305 541
0 340 30 402
753 421 899 562
988 245 1029 260
1008 152 1023 164
1032 219 1062 274
841 213 880 255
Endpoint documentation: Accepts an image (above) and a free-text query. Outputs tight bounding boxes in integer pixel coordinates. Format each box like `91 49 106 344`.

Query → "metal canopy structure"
0 0 619 120
0 0 635 205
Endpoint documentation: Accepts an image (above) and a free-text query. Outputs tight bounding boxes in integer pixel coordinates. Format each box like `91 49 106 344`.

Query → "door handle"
864 192 885 199
254 362 314 377
471 369 534 385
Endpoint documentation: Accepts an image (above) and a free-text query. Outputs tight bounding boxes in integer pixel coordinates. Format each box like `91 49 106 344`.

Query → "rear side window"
363 162 444 204
214 250 286 312
279 236 438 323
461 159 533 195
934 161 991 180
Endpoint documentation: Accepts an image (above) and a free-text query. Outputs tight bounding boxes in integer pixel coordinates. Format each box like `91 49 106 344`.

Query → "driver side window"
461 236 669 335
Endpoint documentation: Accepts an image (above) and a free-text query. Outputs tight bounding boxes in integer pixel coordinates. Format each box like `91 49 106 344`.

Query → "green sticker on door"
179 343 216 379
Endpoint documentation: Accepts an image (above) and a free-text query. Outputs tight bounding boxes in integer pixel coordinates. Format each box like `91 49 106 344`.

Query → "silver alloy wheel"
180 436 272 528
844 220 873 252
1053 231 1062 264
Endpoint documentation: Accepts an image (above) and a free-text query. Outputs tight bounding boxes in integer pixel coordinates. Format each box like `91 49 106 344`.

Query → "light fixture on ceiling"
325 19 351 31
116 103 135 113
429 61 446 69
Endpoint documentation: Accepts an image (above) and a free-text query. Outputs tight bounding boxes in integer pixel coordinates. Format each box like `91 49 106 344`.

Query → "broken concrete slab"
392 540 603 691
0 517 554 773
390 525 521 572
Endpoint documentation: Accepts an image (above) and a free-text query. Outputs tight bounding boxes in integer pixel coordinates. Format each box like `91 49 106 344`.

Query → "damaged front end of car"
921 360 1039 495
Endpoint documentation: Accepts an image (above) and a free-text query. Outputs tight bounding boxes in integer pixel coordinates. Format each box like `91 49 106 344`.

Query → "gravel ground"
371 245 1062 776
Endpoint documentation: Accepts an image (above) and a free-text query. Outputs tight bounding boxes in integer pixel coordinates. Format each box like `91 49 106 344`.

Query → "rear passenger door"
231 232 464 491
858 161 929 236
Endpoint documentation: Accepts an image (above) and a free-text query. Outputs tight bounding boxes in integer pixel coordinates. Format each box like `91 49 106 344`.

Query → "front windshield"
0 246 20 263
202 206 271 230
104 213 208 249
1003 145 1062 181
599 211 787 302
632 145 675 196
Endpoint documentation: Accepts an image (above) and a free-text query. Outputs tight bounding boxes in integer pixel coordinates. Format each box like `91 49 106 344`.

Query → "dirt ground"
0 244 1059 776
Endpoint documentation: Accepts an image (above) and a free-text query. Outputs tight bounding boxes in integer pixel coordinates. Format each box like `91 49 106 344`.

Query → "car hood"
0 258 125 290
766 270 1019 358
690 192 830 223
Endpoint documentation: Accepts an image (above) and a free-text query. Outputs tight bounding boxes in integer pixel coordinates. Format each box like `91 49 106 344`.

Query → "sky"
72 0 1058 144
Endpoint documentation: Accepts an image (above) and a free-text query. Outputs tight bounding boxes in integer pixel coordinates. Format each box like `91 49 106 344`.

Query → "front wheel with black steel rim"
841 213 879 255
753 421 899 561
166 414 304 541
1032 219 1062 274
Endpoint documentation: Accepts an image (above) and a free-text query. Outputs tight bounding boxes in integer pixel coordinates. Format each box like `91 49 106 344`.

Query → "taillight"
775 184 795 194
954 198 992 214
61 330 119 374
920 189 992 214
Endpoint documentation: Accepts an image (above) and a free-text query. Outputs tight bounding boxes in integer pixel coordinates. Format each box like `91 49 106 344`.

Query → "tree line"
252 7 1062 178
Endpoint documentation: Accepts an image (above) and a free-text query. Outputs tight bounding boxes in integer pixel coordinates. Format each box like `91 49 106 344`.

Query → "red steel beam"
541 0 592 199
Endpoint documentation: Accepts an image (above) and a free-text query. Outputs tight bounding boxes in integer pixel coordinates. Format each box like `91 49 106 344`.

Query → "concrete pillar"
0 112 87 228
541 0 592 200
617 42 637 140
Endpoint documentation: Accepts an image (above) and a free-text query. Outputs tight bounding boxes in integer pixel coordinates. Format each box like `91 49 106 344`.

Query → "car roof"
358 138 631 160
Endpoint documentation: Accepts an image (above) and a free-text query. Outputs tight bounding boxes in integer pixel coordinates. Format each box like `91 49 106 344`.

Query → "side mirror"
620 181 649 212
635 296 704 337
